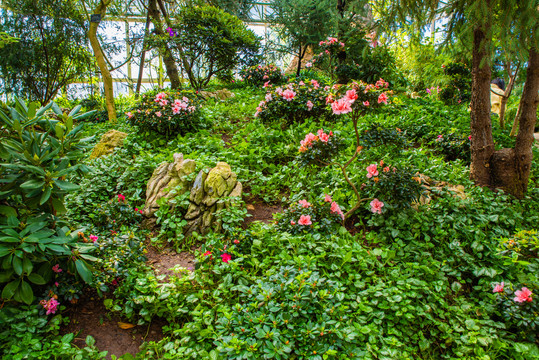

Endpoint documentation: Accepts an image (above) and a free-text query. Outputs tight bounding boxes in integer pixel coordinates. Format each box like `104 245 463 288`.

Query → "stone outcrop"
90 130 127 159
183 162 242 237
144 153 196 217
143 155 242 237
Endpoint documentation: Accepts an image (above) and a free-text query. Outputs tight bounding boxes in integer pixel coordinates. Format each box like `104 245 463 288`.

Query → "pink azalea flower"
291 220 296 225
366 164 379 178
221 253 232 263
468 135 472 141
282 89 296 101
41 298 59 315
299 81 305 86
383 166 390 172
126 112 133 119
263 75 269 80
345 89 358 103
203 251 213 260
298 215 312 226
299 200 311 208
306 100 314 111
155 111 162 117
233 239 240 244
492 282 504 293
311 80 319 88
117 194 126 202
331 98 352 115
265 93 272 102
182 96 189 102
426 88 431 95
514 287 533 303
300 133 318 148
89 235 98 243
305 62 313 68
319 132 329 142
324 194 332 202
172 106 181 115
275 87 283 95
52 264 62 273
363 101 370 107
377 92 388 104
154 92 166 101
370 199 384 214
330 201 344 220
263 81 271 88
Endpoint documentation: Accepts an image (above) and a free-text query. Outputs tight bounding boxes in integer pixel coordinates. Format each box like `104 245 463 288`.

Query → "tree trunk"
148 0 181 89
136 3 152 97
296 44 302 77
469 0 494 186
489 48 539 198
88 0 116 122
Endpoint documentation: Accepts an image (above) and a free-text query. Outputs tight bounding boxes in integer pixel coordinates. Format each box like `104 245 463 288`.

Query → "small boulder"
90 130 127 159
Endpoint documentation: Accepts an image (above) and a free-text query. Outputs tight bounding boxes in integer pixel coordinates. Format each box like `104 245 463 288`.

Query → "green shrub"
359 122 408 149
0 99 95 304
297 129 345 166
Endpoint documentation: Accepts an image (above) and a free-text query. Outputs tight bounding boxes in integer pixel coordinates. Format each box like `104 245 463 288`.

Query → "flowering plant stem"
320 110 371 220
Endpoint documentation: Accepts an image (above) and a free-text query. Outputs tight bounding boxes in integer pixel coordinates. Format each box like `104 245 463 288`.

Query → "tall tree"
0 0 94 104
86 0 117 121
268 0 335 76
373 0 539 198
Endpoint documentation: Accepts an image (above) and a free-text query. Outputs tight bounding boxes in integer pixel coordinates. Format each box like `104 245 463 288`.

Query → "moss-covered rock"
90 130 128 159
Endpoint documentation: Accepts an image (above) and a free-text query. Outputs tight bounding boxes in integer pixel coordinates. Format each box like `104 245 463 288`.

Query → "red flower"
221 253 232 263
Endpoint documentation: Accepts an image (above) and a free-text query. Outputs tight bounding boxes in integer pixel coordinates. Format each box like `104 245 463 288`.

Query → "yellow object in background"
490 83 505 115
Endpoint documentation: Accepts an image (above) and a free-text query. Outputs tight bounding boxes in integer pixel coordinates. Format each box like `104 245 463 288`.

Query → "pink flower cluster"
40 297 59 315
319 37 345 48
299 129 333 153
493 282 533 303
370 199 384 214
154 93 196 116
89 234 98 243
366 164 379 178
52 264 62 273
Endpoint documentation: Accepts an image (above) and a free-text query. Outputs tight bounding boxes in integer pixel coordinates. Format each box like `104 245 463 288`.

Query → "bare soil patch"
62 292 164 359
146 245 195 280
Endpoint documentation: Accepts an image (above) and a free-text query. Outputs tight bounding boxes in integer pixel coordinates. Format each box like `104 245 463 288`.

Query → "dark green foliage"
362 163 422 211
439 62 471 105
359 122 408 149
0 0 94 104
434 133 471 162
297 129 345 166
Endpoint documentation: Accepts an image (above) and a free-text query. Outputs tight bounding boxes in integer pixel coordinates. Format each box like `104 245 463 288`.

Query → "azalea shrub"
239 64 283 86
326 78 392 115
359 122 408 149
255 79 332 125
127 89 204 137
297 128 344 166
361 161 423 212
492 281 537 340
275 195 344 235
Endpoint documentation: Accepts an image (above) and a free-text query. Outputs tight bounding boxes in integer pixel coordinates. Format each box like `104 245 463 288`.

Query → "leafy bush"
255 79 332 125
127 89 204 137
0 99 95 304
89 193 143 231
214 265 358 359
275 195 344 235
239 64 283 86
